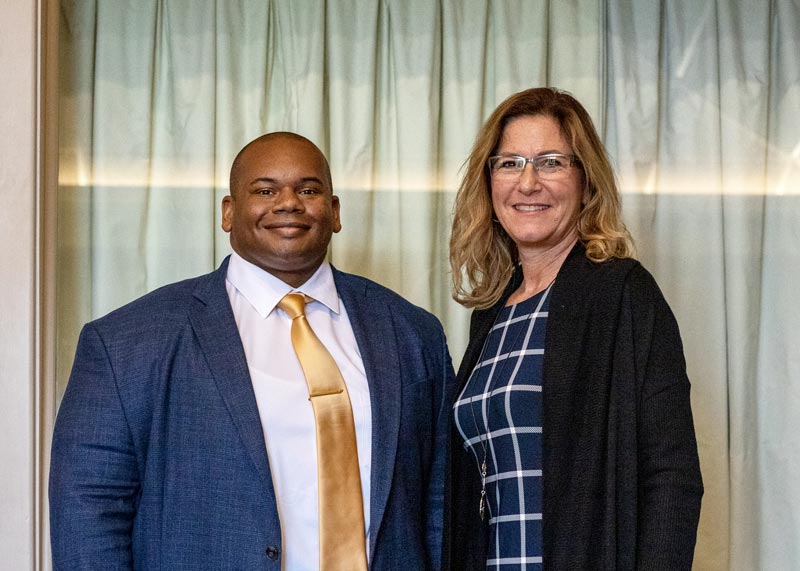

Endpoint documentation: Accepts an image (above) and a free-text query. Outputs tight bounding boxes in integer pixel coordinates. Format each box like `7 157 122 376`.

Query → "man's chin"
243 250 325 281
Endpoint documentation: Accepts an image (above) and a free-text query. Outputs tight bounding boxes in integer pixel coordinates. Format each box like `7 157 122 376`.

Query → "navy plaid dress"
454 285 551 570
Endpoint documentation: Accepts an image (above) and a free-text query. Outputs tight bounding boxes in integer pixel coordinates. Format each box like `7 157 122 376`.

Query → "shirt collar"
226 251 340 318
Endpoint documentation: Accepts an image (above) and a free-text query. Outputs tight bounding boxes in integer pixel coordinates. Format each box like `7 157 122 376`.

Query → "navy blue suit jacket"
50 258 455 570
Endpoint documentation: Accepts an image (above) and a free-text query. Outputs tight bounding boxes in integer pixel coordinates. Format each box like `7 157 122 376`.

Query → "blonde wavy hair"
450 87 634 309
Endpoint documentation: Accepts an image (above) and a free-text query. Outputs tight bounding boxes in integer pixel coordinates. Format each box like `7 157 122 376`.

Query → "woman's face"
490 114 584 259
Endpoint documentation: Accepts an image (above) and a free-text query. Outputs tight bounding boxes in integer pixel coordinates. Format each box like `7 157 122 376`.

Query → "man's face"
221 136 341 287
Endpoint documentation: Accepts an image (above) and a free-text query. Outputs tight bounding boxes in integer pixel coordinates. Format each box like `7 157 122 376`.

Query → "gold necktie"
278 293 368 571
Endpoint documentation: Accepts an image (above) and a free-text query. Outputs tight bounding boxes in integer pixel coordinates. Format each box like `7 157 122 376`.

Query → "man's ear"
331 195 342 233
221 195 234 232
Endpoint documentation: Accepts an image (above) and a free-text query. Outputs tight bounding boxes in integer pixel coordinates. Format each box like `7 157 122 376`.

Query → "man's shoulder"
91 264 225 331
333 268 443 330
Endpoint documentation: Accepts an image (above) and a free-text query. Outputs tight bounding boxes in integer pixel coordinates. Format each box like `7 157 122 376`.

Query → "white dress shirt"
225 252 372 571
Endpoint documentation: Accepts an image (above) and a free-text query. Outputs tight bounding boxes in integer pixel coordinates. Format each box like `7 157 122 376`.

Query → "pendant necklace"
465 280 554 521
466 305 527 521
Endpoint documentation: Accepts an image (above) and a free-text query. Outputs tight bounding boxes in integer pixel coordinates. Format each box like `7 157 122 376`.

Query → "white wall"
0 1 55 569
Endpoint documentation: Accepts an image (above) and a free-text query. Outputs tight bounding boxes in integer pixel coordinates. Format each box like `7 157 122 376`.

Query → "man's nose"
273 188 303 211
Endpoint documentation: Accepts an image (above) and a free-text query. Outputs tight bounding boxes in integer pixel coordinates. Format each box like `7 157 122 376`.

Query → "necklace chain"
464 280 554 521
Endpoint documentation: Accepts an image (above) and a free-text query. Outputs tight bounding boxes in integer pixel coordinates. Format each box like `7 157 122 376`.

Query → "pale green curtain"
57 1 800 569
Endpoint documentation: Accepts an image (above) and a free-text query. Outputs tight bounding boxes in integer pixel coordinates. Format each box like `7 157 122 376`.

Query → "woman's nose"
517 162 541 192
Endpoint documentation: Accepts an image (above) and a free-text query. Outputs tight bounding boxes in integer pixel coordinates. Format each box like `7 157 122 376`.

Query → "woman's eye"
538 156 566 170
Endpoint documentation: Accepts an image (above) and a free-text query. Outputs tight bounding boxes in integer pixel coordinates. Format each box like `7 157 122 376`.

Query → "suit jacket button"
265 546 280 561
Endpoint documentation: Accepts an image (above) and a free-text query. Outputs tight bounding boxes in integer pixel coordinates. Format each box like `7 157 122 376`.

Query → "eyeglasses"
487 153 579 180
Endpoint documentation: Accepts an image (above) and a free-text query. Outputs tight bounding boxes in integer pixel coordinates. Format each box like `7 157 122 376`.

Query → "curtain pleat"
57 1 800 568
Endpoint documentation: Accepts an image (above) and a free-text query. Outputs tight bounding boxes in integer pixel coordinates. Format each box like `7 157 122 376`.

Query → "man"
50 132 455 570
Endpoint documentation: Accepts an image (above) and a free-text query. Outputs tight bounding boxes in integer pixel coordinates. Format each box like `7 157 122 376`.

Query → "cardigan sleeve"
628 267 704 570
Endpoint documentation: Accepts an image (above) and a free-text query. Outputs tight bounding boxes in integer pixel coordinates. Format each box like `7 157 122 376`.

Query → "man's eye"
256 188 275 195
299 188 320 195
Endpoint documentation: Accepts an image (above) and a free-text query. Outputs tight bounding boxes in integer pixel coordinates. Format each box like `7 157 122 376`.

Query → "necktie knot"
278 292 307 320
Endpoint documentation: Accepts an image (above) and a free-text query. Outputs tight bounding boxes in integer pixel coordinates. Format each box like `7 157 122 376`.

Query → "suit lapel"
334 268 401 556
188 258 275 499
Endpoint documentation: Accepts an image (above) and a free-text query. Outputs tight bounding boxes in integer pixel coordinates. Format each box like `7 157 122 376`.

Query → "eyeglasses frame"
486 153 580 179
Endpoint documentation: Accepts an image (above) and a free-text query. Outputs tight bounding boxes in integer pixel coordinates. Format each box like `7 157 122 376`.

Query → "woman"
448 88 703 570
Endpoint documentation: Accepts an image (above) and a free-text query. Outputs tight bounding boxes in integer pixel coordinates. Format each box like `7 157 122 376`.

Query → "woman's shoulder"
553 248 674 318
581 256 676 323
557 248 639 293
594 256 656 293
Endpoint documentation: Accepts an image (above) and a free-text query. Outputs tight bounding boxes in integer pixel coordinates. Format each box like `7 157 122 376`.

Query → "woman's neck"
507 239 576 305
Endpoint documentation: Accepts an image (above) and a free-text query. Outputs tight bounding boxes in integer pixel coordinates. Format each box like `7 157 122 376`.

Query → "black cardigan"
447 244 703 570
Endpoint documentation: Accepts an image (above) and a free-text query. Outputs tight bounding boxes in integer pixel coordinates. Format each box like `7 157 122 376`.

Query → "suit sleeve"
631 269 704 570
49 323 139 570
425 321 458 570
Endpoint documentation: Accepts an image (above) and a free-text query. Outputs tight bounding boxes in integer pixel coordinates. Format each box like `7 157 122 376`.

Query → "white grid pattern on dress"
454 284 552 570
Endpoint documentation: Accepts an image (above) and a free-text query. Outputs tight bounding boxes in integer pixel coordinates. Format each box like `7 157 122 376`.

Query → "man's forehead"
247 135 318 158
249 138 325 168
230 133 332 194
239 143 330 187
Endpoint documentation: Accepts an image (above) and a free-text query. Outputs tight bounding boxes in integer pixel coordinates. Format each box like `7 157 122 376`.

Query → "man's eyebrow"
249 176 325 185
250 177 278 185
